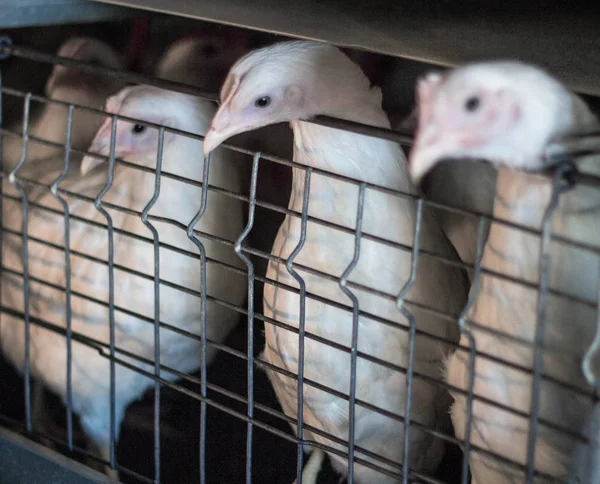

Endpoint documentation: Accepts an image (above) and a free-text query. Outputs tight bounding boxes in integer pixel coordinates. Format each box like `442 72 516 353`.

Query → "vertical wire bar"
0 62 4 356
458 215 488 484
93 115 118 470
141 127 165 484
185 151 211 484
234 152 261 484
50 104 75 451
338 182 366 482
582 269 600 387
395 198 424 484
526 165 570 482
10 93 33 432
283 167 312 483
582 268 600 482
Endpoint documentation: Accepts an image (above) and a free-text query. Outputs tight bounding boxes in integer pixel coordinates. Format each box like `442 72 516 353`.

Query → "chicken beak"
203 127 231 156
81 119 112 175
203 106 249 156
408 125 457 186
81 147 107 176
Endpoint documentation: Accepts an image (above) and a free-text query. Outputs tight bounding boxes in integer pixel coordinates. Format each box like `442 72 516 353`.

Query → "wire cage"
0 14 599 484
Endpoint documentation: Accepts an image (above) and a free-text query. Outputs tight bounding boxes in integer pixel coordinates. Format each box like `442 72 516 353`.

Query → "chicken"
203 40 467 483
154 34 250 92
408 61 600 483
2 37 123 172
385 72 497 281
157 34 294 279
1 52 246 478
1 35 124 458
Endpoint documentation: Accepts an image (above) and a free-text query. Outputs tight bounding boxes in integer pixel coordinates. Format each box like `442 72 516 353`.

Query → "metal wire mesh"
0 36 598 484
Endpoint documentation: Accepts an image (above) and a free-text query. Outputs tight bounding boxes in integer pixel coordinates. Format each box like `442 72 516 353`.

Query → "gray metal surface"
0 0 135 29
0 428 118 483
88 0 600 96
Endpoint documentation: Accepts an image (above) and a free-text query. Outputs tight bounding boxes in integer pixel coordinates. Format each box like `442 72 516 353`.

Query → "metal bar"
283 167 311 483
396 198 424 483
185 151 212 484
0 40 414 147
234 152 261 484
1 111 598 260
8 94 34 433
5 172 595 329
583 270 600 387
0 300 588 479
338 182 366 481
0 49 4 397
49 104 75 451
92 115 118 470
140 127 165 484
526 164 571 481
457 215 489 484
2 251 593 430
1 219 593 403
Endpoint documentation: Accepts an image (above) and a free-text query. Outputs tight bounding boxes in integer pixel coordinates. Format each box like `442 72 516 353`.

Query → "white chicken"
203 40 467 483
2 37 123 172
408 61 600 483
1 44 246 478
157 34 294 279
154 34 250 92
1 35 124 455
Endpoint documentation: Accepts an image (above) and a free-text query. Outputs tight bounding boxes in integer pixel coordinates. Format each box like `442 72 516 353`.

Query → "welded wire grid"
0 37 598 484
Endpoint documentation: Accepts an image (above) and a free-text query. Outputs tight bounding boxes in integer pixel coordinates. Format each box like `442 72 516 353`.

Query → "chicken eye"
254 96 272 108
202 44 217 58
132 124 146 134
464 96 480 112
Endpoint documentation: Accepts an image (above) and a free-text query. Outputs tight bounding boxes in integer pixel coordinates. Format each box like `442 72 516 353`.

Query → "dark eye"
132 124 146 134
202 44 217 58
464 96 480 112
254 96 271 108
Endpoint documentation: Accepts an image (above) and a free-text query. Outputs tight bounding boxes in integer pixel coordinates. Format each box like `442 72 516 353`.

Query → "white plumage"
1 40 246 476
203 40 467 483
154 34 249 92
2 37 124 172
408 61 600 483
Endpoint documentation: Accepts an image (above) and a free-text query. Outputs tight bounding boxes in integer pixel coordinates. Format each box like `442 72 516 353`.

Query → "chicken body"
409 61 600 483
203 40 467 483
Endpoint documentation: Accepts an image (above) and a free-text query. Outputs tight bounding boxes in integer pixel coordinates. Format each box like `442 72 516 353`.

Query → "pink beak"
81 118 113 175
203 105 240 155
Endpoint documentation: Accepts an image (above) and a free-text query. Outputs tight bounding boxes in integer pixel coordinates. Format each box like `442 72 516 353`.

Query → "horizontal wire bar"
2 135 599 320
3 216 592 402
1 44 414 146
3 169 597 331
1 87 599 259
0 296 590 450
2 193 594 400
